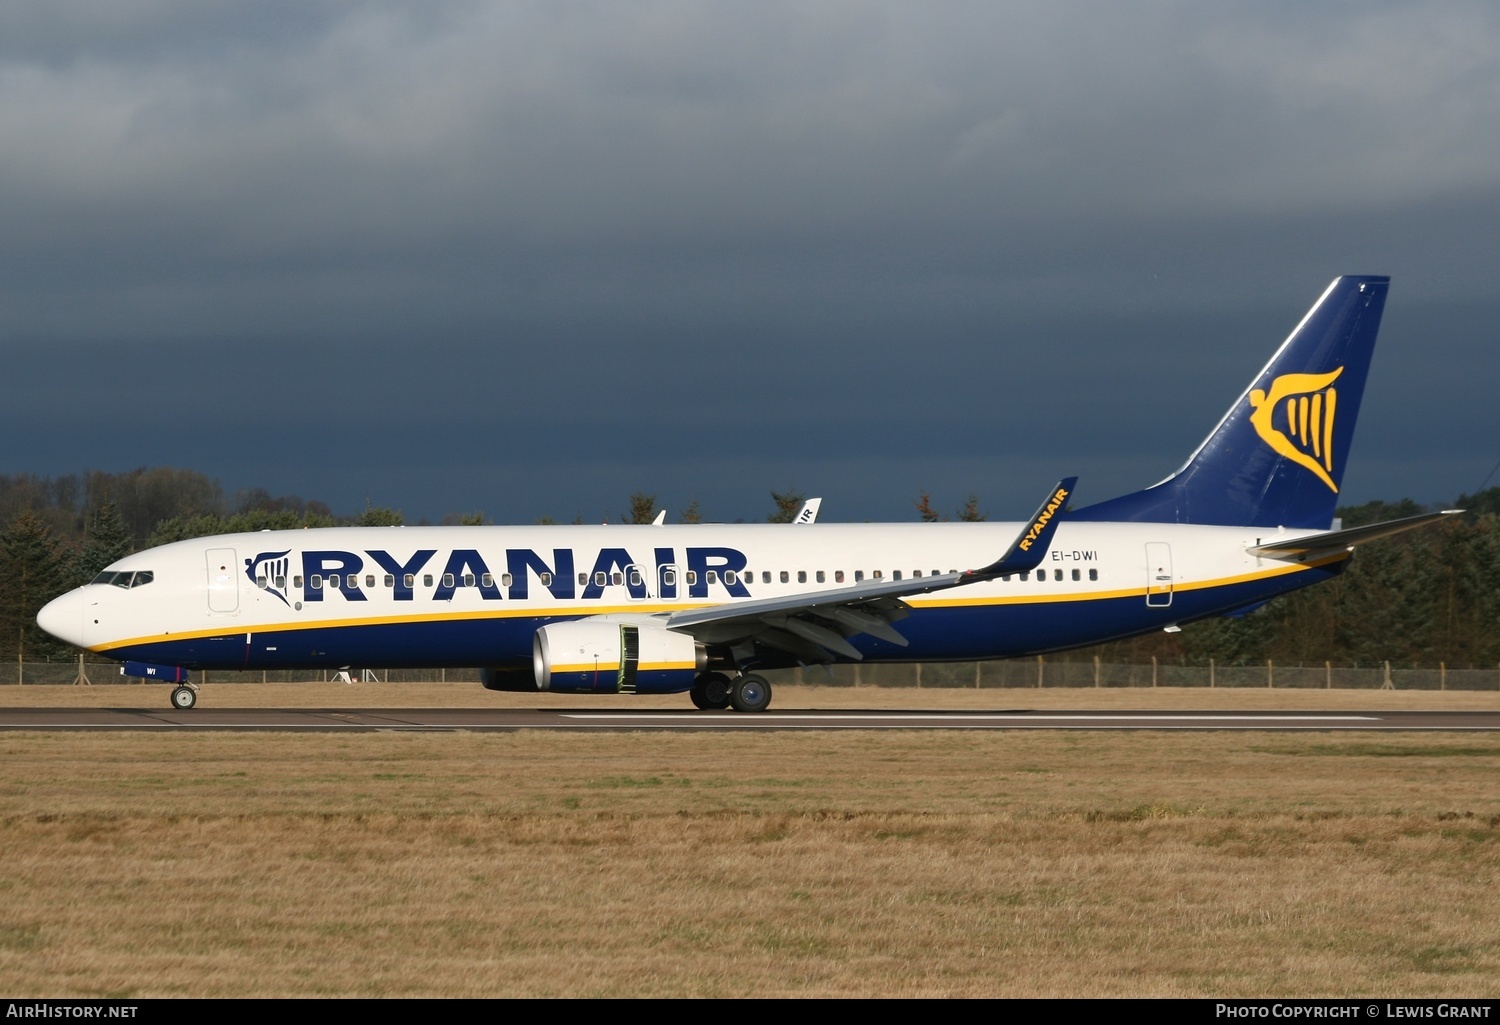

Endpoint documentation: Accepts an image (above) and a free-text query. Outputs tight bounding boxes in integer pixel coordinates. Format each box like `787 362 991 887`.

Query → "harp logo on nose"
1248 368 1343 493
245 551 293 606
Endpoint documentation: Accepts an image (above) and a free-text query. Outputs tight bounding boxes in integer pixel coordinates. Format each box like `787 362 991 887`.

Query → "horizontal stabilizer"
1247 509 1461 559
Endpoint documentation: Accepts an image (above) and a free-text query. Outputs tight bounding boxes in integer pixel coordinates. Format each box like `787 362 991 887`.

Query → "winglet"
964 477 1077 582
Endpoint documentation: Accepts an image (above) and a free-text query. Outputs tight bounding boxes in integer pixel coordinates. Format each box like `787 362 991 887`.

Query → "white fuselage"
39 519 1338 678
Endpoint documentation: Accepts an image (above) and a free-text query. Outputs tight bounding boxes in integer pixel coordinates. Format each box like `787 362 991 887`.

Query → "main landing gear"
690 671 772 713
170 683 199 710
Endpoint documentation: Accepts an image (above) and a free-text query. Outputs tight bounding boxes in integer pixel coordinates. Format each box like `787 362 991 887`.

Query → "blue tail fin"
1070 276 1389 529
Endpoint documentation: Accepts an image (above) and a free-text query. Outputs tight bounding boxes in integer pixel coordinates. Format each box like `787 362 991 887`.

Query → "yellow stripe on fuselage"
93 554 1345 656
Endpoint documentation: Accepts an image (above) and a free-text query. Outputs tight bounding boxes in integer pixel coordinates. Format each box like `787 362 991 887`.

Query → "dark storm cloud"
3 2 1499 522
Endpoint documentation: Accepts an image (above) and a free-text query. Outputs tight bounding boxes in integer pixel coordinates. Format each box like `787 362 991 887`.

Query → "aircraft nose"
37 591 86 648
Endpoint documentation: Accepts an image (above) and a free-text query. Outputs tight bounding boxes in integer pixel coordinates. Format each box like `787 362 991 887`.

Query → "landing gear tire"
691 672 733 710
170 685 198 710
730 673 772 714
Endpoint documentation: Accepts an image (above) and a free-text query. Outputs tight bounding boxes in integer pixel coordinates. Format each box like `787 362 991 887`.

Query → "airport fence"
8 655 1500 691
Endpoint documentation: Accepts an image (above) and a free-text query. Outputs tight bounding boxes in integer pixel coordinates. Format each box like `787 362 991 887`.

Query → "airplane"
36 275 1458 712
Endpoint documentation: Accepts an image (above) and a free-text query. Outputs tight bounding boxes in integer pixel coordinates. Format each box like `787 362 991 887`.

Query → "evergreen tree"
0 514 67 661
624 492 657 524
956 495 985 522
767 489 805 523
66 502 133 588
355 506 404 527
915 491 942 522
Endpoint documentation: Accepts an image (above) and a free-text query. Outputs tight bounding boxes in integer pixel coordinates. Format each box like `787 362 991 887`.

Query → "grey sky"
5 2 1499 523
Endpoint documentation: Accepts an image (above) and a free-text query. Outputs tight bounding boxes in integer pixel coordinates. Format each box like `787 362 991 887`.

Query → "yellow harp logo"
1248 368 1343 492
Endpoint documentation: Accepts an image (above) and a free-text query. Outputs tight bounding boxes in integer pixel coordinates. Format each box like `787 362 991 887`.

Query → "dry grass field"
1 683 1498 997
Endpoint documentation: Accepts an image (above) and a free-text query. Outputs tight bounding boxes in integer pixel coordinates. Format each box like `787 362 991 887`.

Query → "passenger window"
873 570 883 579
892 570 902 581
661 569 675 586
1071 569 1080 581
797 571 807 583
611 572 622 585
628 569 641 586
1019 571 1029 581
685 571 697 586
913 570 922 578
423 574 433 587
444 573 455 588
1089 569 1098 581
404 574 414 588
854 570 864 582
594 572 607 587
274 575 285 589
1054 569 1063 581
539 572 552 586
579 573 589 586
723 570 736 585
293 575 304 588
1038 572 1046 584
706 571 718 584
365 574 375 588
482 573 494 588
500 573 512 587
1001 573 1011 582
834 571 843 583
463 573 475 587
780 570 789 583
384 574 394 588
763 571 772 584
310 575 323 589
256 575 267 588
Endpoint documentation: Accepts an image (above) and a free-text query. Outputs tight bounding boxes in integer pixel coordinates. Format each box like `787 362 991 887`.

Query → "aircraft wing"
663 479 1076 662
1246 509 1462 560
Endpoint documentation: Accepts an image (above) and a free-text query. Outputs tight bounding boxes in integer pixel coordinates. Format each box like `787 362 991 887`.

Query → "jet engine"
534 619 705 694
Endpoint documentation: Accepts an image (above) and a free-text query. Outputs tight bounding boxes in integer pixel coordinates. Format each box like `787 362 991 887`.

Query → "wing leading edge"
663 478 1077 663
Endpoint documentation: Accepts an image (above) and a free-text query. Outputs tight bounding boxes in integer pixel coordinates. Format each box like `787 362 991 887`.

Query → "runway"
3 706 1499 731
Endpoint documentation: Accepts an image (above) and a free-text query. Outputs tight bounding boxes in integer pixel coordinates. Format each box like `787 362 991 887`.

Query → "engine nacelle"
534 619 705 694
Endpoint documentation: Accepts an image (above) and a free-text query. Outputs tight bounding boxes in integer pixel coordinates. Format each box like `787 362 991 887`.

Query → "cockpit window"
91 570 153 589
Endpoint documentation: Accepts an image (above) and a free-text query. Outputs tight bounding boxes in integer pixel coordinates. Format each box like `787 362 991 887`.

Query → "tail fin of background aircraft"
1069 275 1390 529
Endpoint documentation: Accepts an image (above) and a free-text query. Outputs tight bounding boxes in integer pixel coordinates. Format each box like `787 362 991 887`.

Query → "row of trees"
2 466 1497 667
0 468 338 549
